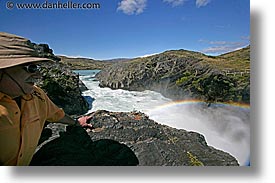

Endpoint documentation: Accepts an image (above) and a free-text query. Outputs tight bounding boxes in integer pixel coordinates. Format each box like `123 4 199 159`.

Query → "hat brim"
0 57 54 69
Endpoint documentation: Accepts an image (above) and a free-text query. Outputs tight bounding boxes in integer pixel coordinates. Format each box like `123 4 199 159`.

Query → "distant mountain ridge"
59 56 132 70
59 56 112 70
100 58 132 62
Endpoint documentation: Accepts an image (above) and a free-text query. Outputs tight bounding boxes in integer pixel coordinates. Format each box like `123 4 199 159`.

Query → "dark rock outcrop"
37 62 89 115
31 42 90 115
35 110 239 166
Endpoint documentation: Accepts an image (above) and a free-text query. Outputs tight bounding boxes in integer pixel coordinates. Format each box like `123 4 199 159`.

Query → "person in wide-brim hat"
0 32 55 69
0 32 58 97
0 32 93 166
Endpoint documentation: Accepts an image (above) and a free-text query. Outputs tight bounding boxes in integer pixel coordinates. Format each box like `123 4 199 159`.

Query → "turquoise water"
73 69 101 76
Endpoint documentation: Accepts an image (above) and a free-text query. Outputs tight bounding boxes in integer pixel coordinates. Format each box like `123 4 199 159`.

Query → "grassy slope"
59 56 113 70
59 46 250 72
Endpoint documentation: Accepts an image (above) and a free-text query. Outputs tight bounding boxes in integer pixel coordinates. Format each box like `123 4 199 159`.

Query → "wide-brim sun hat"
0 32 54 69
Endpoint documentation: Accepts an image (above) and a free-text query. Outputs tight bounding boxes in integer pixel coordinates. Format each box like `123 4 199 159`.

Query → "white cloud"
163 0 188 7
57 54 94 59
163 0 211 7
241 36 250 41
196 0 211 8
117 0 147 15
201 46 235 54
117 0 211 15
139 52 160 58
200 39 250 54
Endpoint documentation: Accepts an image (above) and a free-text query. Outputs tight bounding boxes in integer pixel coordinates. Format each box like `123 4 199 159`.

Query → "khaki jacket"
0 86 65 165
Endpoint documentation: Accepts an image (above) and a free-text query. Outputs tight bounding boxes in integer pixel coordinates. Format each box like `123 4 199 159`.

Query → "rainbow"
149 99 250 111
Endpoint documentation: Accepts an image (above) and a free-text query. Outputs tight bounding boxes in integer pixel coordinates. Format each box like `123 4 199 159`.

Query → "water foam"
77 70 250 166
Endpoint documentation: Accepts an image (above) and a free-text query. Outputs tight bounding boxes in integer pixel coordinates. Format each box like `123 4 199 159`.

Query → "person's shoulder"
33 85 47 96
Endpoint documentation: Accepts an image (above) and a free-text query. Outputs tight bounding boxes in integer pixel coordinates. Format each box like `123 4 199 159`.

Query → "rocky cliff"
33 44 89 115
96 46 250 104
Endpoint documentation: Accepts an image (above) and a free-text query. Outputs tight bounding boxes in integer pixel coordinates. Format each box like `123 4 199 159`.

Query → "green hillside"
59 56 113 70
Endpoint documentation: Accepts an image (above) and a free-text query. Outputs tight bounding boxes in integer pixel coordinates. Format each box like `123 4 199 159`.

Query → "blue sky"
0 0 250 60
